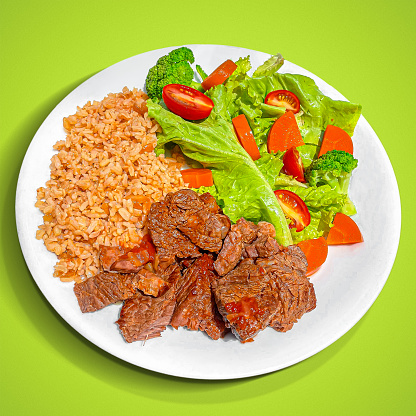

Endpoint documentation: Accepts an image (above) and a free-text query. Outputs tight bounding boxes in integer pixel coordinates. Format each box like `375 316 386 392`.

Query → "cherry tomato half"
162 84 214 120
274 189 311 232
282 147 306 182
265 90 300 114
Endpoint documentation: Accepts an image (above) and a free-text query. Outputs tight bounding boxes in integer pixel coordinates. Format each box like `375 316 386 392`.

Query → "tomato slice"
267 111 304 152
318 125 354 157
201 59 238 91
274 190 311 232
265 90 300 114
162 84 214 120
297 237 328 277
282 147 306 182
326 213 363 245
111 234 156 271
181 168 214 188
232 114 261 161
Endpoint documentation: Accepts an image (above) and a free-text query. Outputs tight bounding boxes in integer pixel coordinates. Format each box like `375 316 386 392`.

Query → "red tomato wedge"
162 84 214 120
274 189 311 232
201 59 238 91
318 125 354 157
181 168 214 188
232 114 261 161
267 111 305 153
112 234 156 271
326 213 363 245
265 90 300 114
297 237 328 277
282 147 306 182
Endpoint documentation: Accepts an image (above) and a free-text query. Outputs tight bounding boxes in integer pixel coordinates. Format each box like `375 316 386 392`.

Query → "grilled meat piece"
170 254 227 340
213 245 316 342
213 224 243 277
212 259 279 342
243 234 281 258
147 192 201 269
99 245 127 271
116 288 176 342
148 189 230 270
178 210 230 252
135 268 170 297
73 272 141 313
236 217 259 244
213 217 263 276
257 221 276 238
99 235 156 273
256 245 316 332
198 192 220 213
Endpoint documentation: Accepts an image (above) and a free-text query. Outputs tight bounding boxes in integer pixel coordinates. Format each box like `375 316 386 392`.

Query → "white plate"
15 45 401 380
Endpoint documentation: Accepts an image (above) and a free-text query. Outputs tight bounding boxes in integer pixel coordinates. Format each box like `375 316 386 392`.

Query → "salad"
145 47 364 276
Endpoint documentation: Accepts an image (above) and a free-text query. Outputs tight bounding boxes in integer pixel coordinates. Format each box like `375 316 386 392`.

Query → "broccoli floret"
145 47 195 101
160 47 195 65
306 150 358 215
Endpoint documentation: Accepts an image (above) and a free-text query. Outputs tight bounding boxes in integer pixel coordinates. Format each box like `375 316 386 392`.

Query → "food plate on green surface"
15 45 400 379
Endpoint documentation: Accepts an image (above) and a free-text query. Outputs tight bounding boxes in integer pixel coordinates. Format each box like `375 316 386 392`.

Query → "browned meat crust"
213 224 243 277
212 246 316 342
170 254 228 340
148 189 230 270
116 288 176 342
135 269 170 297
99 245 127 271
178 211 230 252
212 259 278 342
257 246 315 332
73 272 141 313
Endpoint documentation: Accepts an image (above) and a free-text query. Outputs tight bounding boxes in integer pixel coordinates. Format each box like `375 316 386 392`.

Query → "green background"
1 0 414 414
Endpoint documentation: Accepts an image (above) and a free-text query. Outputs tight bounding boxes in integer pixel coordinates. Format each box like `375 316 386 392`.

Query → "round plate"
15 45 401 380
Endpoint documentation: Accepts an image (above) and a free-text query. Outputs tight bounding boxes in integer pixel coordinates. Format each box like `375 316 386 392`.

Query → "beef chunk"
213 224 243 277
170 254 227 340
212 259 279 342
178 211 230 252
256 246 315 332
148 189 230 270
73 272 141 313
242 220 281 258
256 245 308 275
99 235 156 273
135 269 170 297
213 218 261 276
198 192 220 213
257 221 276 238
116 288 176 342
147 191 201 268
213 246 316 342
236 218 259 244
243 234 281 258
99 245 127 271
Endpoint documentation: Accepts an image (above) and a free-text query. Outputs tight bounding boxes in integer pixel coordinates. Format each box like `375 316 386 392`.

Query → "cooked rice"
35 87 185 282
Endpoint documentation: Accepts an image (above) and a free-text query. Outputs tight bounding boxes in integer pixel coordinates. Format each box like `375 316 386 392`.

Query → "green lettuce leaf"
223 72 361 168
277 184 347 243
272 73 362 138
147 99 293 246
254 152 284 188
192 185 225 208
274 173 308 189
252 53 284 77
